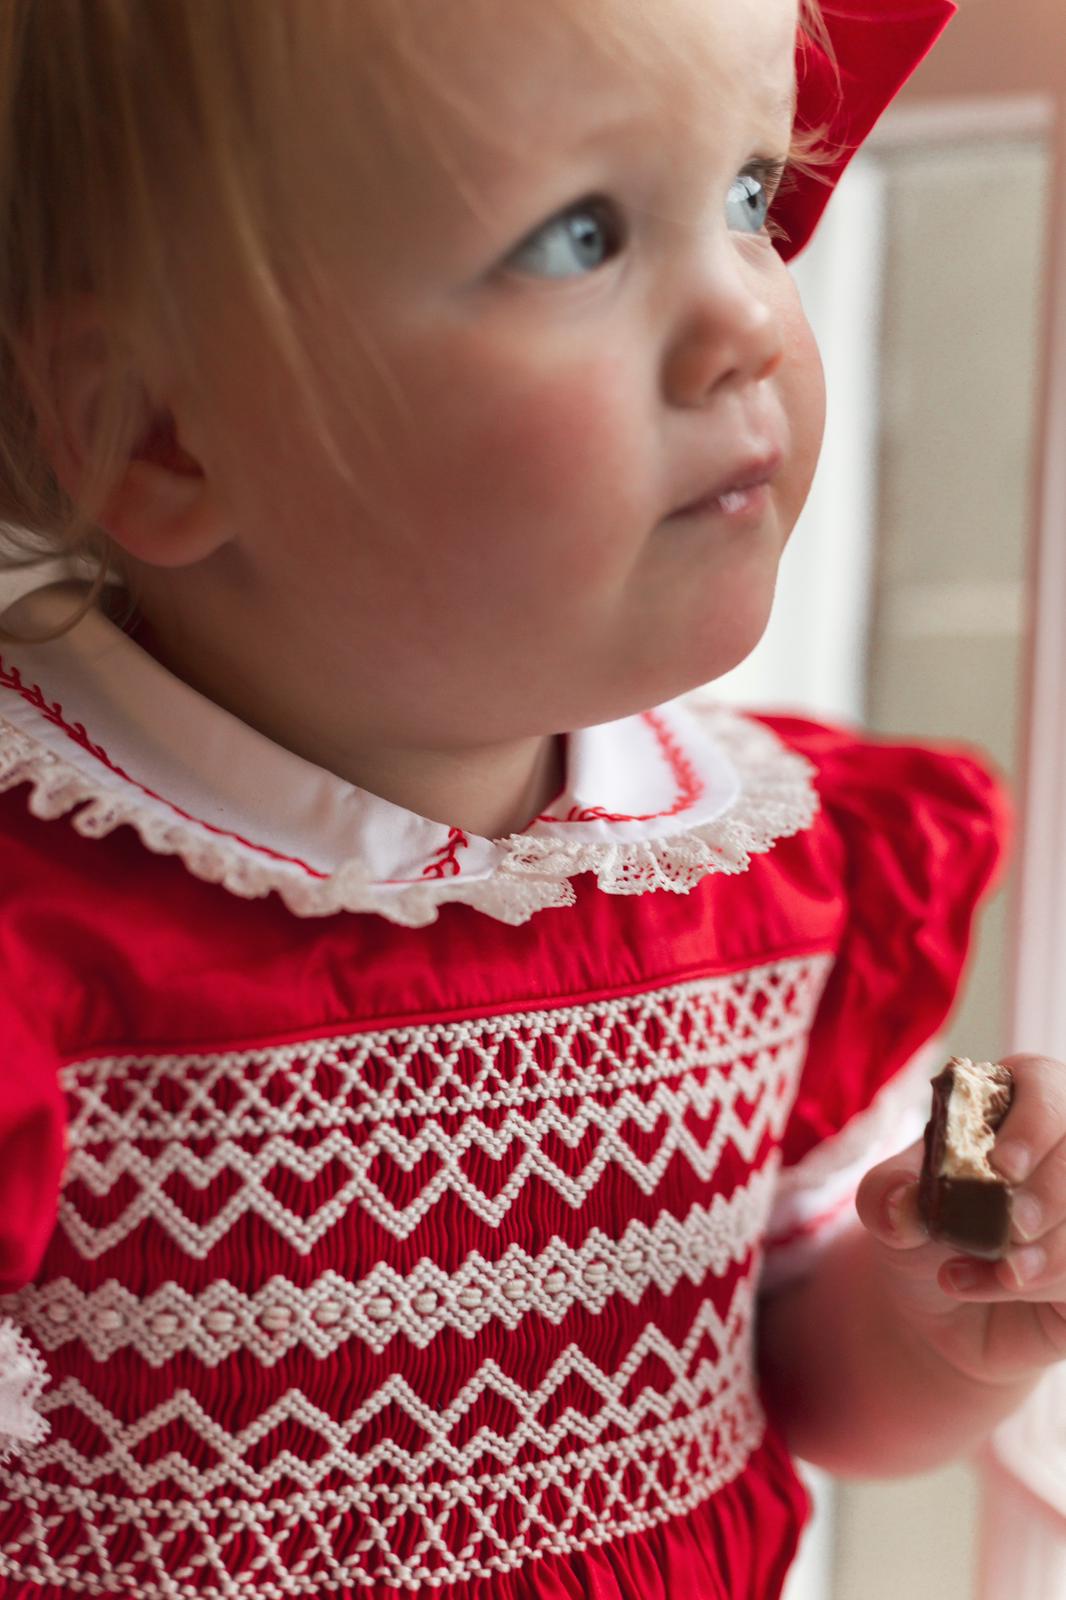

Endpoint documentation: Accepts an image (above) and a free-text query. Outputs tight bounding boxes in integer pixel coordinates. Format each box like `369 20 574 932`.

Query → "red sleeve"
758 716 1009 1281
0 993 65 1294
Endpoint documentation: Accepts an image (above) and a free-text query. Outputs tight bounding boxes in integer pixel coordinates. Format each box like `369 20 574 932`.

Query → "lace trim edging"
0 1317 49 1463
0 708 818 926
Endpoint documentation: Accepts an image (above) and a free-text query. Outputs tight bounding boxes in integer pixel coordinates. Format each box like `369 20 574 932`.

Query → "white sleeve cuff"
761 1040 940 1293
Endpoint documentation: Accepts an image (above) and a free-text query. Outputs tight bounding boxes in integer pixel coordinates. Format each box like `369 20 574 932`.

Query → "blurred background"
717 0 1066 1595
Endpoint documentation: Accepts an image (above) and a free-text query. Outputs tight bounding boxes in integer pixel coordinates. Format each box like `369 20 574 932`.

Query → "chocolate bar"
918 1057 1014 1260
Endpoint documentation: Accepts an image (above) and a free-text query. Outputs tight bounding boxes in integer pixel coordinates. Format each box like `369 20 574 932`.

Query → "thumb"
855 1136 928 1250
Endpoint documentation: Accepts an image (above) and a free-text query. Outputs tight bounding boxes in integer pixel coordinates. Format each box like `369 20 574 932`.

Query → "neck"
344 734 565 839
133 587 565 839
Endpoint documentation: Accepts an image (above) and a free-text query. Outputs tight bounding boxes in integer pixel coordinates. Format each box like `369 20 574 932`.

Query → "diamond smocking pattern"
57 956 831 1253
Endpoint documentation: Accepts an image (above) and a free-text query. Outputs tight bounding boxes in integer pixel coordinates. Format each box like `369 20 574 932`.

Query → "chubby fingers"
939 1053 1066 1299
855 1138 927 1250
990 1054 1066 1190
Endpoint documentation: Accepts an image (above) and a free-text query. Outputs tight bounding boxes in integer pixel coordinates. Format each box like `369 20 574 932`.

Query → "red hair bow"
777 1 957 259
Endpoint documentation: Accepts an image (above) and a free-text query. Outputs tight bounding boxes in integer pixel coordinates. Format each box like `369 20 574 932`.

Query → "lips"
668 448 785 520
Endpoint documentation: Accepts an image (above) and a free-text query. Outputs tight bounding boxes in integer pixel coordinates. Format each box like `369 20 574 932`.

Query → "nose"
662 248 785 408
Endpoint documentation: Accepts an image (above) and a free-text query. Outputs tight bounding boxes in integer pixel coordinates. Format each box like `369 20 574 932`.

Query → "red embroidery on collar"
421 827 470 880
0 658 329 878
538 709 705 825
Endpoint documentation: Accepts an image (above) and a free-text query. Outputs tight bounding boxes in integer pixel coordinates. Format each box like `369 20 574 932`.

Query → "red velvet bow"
777 1 957 259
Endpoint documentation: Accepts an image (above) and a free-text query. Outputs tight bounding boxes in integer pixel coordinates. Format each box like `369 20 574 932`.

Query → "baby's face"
186 0 824 749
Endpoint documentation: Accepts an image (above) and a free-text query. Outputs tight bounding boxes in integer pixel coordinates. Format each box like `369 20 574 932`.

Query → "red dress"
0 594 1004 1598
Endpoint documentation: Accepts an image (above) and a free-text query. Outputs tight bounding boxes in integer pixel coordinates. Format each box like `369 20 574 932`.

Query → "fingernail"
946 1262 981 1292
1008 1245 1046 1287
994 1142 1033 1183
1012 1193 1043 1242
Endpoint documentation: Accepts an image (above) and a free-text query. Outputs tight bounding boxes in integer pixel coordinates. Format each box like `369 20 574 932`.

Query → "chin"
554 604 776 731
657 621 776 707
590 655 754 729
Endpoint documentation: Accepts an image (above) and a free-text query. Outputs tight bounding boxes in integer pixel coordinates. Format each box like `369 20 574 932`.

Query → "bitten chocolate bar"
918 1057 1015 1260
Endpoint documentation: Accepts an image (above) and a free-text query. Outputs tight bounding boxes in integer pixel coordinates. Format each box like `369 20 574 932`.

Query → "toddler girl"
2 2 1066 1598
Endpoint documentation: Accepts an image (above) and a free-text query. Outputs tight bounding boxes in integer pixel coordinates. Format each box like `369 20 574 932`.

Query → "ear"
30 302 231 569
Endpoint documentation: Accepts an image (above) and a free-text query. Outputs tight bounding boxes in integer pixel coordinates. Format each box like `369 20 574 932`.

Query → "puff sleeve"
758 718 1009 1288
0 994 64 1458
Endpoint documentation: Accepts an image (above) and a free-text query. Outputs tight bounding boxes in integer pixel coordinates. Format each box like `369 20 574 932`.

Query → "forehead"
399 0 796 124
306 0 799 187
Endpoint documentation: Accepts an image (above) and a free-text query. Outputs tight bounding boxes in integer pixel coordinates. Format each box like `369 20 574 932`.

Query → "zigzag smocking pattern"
4 1155 779 1360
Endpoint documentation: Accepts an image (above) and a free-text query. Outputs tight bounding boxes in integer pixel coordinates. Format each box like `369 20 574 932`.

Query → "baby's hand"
857 1055 1066 1387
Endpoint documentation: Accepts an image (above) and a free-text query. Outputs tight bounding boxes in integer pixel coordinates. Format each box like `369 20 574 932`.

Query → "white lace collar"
0 584 818 925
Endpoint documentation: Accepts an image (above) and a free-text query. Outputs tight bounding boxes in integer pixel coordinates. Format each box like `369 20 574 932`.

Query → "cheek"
418 348 653 556
780 309 826 509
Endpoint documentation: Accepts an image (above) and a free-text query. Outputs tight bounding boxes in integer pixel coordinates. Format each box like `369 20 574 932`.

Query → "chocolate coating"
919 1174 1012 1260
918 1059 1014 1260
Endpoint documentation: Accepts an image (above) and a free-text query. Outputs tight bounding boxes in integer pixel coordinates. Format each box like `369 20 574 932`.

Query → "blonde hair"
0 0 306 579
0 0 833 580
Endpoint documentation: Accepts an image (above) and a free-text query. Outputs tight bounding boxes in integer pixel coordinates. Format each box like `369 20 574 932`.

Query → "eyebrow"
771 79 799 132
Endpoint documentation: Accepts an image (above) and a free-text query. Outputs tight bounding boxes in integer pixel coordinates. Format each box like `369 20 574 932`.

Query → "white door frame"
872 93 1066 1600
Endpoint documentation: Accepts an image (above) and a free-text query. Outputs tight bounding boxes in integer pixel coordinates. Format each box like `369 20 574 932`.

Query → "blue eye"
726 171 772 235
507 198 625 280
